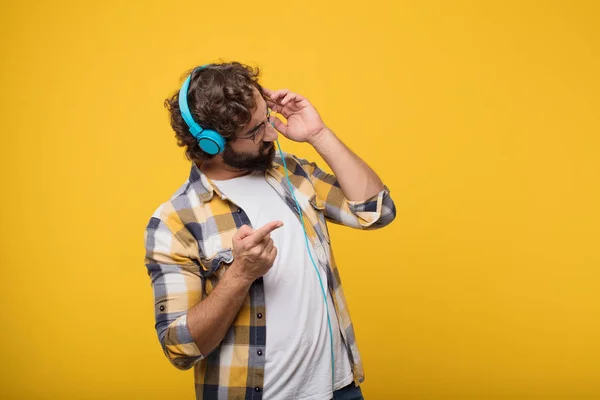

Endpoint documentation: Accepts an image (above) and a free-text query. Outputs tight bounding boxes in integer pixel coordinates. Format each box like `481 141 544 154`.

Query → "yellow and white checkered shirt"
144 151 396 399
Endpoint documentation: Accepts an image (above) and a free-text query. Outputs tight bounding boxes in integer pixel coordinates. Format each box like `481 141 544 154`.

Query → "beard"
222 141 276 172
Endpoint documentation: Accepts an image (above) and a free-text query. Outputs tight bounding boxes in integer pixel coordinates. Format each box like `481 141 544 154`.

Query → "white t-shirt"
212 171 353 400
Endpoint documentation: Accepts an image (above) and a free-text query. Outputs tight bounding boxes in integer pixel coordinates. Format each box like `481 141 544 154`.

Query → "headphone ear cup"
197 129 226 155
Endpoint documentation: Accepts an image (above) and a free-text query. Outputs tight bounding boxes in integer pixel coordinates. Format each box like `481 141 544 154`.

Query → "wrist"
308 127 335 149
227 260 254 287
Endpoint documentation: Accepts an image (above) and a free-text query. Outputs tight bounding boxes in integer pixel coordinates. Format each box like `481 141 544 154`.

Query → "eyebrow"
246 121 265 135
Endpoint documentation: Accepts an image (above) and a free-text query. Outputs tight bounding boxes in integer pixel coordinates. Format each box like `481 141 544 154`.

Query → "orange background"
1 1 599 398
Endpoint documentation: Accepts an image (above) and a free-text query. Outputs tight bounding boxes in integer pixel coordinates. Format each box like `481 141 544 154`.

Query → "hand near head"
263 87 327 145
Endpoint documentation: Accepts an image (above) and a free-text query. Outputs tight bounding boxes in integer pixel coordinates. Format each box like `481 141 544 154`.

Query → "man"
144 62 396 400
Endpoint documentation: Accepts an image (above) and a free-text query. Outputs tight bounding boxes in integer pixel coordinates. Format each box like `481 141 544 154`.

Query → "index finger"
262 87 275 96
267 89 290 101
244 221 283 247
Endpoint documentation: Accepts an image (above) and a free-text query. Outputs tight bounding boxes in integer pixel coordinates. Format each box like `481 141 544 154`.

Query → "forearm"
186 262 252 355
309 127 384 201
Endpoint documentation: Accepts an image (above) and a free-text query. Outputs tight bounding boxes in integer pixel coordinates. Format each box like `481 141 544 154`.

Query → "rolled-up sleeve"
347 184 396 229
295 155 397 230
144 215 204 370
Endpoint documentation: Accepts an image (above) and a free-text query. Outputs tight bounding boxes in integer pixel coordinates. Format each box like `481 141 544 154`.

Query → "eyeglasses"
236 107 272 145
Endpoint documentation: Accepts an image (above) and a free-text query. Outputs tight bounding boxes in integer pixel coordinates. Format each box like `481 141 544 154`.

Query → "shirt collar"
189 159 282 203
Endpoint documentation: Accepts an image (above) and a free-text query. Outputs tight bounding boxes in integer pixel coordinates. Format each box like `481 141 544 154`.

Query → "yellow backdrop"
1 0 599 398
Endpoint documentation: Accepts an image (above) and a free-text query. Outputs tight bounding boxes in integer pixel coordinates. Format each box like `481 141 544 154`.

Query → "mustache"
261 141 274 151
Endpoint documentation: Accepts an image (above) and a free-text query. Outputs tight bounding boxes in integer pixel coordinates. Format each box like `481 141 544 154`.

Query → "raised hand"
230 221 283 283
263 87 327 144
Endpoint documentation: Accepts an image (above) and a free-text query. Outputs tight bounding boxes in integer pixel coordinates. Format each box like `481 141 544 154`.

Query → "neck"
197 158 250 180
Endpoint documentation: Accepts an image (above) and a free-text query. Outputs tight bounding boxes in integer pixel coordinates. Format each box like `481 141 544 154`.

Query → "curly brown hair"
164 62 264 163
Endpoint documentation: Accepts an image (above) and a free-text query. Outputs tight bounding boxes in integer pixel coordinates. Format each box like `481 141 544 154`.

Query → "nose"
263 121 279 142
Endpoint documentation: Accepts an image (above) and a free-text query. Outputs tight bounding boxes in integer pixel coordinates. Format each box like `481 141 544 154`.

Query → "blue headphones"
178 65 226 155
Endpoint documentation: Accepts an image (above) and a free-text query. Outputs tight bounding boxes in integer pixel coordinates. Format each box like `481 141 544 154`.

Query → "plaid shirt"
144 151 396 399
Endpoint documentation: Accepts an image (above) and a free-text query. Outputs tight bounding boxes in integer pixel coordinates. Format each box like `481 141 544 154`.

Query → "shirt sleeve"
144 214 204 370
293 155 397 229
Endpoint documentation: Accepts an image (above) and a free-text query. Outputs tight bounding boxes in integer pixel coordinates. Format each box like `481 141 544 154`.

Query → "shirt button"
257 350 263 356
257 313 263 319
254 387 261 392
